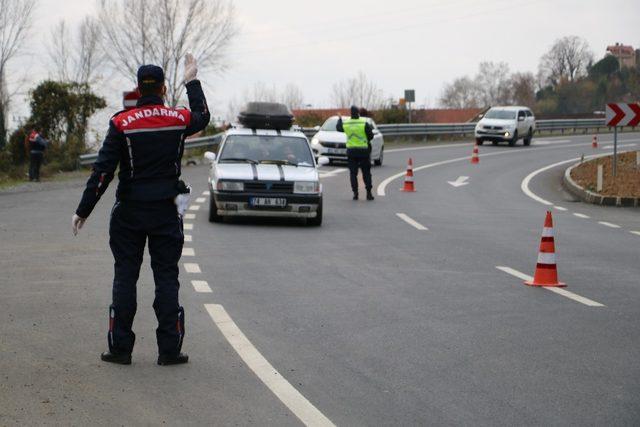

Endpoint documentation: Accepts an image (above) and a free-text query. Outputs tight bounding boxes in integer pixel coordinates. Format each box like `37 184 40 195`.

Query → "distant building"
606 43 636 68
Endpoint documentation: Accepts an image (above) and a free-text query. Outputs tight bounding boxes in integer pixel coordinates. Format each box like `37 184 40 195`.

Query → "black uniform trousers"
108 199 185 356
29 151 43 181
347 147 372 193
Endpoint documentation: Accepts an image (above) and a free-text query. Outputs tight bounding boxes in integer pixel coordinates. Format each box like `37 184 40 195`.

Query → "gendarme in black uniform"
74 64 210 365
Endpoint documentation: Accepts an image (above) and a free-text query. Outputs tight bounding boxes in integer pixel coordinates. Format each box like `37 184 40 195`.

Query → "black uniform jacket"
76 80 210 219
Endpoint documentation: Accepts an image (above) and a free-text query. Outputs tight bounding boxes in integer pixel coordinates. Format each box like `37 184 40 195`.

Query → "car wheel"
508 131 518 146
475 138 484 146
523 129 533 146
307 198 323 226
208 192 223 223
374 147 384 166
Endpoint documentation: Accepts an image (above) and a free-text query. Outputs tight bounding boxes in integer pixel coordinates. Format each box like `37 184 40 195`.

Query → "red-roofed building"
606 43 636 69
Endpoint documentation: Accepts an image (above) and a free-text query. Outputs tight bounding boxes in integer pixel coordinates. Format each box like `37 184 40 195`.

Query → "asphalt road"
1 132 639 426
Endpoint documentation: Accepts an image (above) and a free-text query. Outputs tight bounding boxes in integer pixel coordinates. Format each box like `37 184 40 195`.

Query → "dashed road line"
182 248 195 256
202 190 209 196
189 205 201 211
599 221 621 229
631 231 640 236
496 266 605 307
573 213 590 219
184 234 192 242
196 197 206 203
396 213 428 230
205 304 335 427
184 213 196 220
184 223 193 230
183 263 201 273
191 280 212 293
553 206 568 211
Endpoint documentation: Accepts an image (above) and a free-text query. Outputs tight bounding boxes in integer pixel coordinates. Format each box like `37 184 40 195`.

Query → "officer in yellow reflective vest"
337 106 375 200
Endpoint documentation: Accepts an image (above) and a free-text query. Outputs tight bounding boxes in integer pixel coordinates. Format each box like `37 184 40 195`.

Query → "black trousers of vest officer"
108 199 185 357
29 151 43 181
347 147 372 192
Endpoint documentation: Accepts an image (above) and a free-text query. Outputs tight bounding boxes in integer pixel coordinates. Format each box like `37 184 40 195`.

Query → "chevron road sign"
606 103 640 127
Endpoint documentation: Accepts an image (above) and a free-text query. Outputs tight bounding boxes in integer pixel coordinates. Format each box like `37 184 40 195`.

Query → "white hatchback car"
310 116 384 165
204 127 326 226
474 106 535 146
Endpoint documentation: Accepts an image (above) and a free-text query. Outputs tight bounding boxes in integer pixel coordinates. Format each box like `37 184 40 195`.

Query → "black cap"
137 65 165 87
350 105 359 117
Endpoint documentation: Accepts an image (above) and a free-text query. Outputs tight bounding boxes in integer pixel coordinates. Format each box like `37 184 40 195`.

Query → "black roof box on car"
238 102 294 131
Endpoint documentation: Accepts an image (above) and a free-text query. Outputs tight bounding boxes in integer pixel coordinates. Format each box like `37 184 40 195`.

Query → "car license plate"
327 148 346 155
249 197 287 208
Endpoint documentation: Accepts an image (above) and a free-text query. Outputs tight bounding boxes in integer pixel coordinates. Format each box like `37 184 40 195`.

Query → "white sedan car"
310 116 384 165
204 127 326 226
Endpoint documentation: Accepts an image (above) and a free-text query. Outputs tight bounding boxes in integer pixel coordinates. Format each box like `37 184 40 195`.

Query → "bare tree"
0 0 37 148
475 61 511 107
509 72 536 107
539 36 593 87
439 76 481 109
280 83 304 110
331 71 385 109
47 17 104 85
98 0 237 107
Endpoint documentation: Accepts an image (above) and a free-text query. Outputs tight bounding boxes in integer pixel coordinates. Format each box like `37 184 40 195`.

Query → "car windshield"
219 135 314 166
321 116 374 131
484 109 516 120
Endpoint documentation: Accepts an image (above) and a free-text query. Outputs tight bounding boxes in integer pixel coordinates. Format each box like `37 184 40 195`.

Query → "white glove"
72 214 86 236
183 53 198 84
175 188 192 217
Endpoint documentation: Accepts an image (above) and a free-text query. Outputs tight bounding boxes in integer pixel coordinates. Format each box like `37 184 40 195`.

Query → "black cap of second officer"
137 65 165 87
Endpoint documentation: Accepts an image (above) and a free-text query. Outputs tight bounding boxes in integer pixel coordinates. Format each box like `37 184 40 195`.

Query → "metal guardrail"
77 119 621 166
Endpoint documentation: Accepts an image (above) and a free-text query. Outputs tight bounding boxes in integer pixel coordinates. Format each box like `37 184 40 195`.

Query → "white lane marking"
532 139 571 145
196 197 206 203
202 190 209 196
447 176 469 187
184 213 196 220
205 304 336 427
573 213 590 219
377 140 601 196
182 247 195 256
184 263 201 273
598 221 621 229
191 280 212 293
496 266 605 307
602 143 637 149
396 213 428 230
183 223 193 230
631 231 640 236
553 206 568 211
318 168 348 178
189 205 201 211
184 234 193 242
385 142 472 153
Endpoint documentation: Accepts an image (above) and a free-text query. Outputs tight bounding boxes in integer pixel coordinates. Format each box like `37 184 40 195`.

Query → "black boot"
352 192 358 200
366 191 375 201
100 351 132 365
157 352 189 366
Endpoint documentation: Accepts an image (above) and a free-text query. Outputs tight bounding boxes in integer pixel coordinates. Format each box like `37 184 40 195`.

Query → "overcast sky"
12 0 640 127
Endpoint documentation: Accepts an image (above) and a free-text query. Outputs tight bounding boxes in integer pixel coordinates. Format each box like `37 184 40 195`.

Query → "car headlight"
504 131 511 137
311 137 321 146
294 181 320 194
217 181 244 191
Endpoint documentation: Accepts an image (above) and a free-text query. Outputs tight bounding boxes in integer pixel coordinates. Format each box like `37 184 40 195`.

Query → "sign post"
605 103 640 177
404 89 415 124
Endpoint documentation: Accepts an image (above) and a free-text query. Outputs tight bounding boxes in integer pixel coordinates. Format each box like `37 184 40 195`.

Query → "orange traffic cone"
525 211 566 287
471 143 480 164
400 158 416 192
592 135 598 149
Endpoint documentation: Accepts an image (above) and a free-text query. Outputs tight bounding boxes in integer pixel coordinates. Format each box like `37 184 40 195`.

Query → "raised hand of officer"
71 214 86 236
183 53 198 84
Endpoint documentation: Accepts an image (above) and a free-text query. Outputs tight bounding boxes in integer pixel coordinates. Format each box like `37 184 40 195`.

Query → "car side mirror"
204 151 216 163
313 125 320 131
317 156 330 166
373 129 380 135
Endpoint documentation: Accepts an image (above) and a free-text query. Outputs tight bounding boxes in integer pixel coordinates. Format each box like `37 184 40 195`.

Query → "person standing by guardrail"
27 129 48 182
70 54 210 366
337 105 375 201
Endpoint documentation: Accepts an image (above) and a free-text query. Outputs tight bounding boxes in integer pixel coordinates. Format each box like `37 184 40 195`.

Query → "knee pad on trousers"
176 306 185 353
